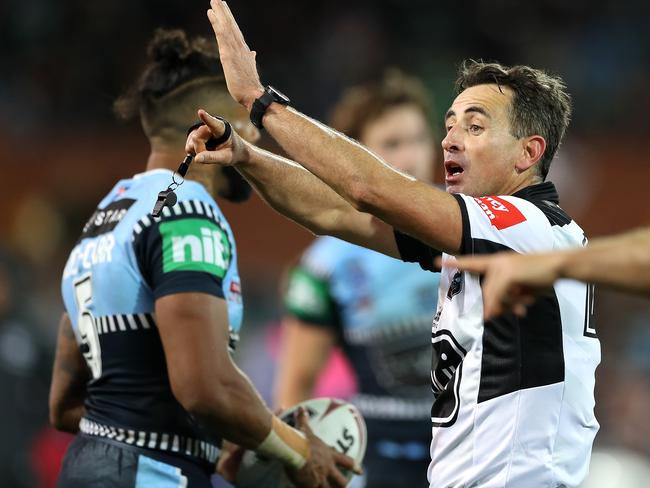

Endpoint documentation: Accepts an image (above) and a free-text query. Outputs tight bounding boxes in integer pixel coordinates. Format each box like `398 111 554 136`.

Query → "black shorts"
57 434 213 488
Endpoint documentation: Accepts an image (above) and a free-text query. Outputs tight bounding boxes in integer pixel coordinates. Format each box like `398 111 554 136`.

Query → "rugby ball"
234 398 367 487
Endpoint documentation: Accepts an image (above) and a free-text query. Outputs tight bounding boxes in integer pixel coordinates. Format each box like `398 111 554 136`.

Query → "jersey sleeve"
132 211 232 300
283 263 340 329
393 230 441 272
452 193 554 255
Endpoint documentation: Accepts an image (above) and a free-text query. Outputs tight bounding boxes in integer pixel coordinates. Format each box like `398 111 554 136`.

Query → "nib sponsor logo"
160 218 231 277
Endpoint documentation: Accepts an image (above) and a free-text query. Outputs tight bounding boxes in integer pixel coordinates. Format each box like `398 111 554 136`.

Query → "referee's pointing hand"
185 109 249 166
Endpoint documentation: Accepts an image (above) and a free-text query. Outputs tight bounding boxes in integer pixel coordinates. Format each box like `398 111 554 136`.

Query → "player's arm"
49 313 89 433
157 291 355 486
274 263 339 408
188 111 400 258
156 292 272 448
274 317 337 409
454 227 650 318
258 109 461 254
206 0 462 255
137 209 357 486
554 227 650 294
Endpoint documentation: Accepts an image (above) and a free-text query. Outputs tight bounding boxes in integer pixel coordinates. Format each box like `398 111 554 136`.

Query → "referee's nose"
442 125 463 153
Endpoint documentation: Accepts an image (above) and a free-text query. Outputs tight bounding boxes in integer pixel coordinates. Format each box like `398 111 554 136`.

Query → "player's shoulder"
125 170 231 235
130 170 221 214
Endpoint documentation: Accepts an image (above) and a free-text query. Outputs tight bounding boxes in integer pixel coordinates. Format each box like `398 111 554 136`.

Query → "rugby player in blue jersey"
274 71 441 487
49 29 356 488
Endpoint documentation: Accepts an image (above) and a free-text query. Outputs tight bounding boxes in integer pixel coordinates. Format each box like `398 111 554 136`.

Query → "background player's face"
360 104 436 183
442 84 525 196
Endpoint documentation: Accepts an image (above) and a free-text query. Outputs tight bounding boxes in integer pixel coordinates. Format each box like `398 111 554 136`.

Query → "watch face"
267 85 290 105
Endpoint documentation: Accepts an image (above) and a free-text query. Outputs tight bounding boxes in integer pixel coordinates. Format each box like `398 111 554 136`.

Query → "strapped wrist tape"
255 416 310 470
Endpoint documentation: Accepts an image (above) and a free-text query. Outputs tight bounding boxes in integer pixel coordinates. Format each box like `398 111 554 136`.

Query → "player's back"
61 168 242 469
286 235 440 424
285 236 440 485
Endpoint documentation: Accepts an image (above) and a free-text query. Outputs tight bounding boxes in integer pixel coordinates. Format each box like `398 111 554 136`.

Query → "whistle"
152 189 178 218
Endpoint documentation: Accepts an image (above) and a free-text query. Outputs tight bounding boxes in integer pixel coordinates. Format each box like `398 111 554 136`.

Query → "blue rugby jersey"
284 237 440 453
61 169 242 468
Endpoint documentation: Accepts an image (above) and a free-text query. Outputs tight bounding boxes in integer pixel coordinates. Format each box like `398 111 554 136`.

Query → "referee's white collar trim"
132 168 174 179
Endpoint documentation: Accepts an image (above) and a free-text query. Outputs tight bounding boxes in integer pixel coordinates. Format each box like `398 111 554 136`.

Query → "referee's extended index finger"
198 109 227 138
185 124 212 155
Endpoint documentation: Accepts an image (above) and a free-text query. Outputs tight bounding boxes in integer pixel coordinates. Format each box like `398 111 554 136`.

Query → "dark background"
0 1 649 486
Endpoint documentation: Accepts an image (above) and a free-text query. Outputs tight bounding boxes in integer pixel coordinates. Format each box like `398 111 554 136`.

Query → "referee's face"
442 84 524 197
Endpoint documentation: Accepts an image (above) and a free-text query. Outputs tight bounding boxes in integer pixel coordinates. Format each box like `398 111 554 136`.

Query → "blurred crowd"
0 0 649 486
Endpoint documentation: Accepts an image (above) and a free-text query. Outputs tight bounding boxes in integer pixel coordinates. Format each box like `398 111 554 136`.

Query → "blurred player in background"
275 71 440 487
49 29 355 487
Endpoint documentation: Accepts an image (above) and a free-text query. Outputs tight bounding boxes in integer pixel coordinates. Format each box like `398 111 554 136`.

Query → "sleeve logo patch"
285 269 330 316
473 196 526 230
160 218 231 277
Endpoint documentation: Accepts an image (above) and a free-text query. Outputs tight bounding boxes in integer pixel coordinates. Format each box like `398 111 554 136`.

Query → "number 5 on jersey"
73 274 102 379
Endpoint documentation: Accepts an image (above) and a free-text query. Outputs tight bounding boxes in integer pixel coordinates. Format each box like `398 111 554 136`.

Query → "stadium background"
0 0 649 486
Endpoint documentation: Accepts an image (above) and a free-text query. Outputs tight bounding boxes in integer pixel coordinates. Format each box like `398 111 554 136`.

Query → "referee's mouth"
445 160 465 184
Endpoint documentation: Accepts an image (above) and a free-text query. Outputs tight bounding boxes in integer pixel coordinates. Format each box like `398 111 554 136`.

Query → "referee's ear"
516 135 546 173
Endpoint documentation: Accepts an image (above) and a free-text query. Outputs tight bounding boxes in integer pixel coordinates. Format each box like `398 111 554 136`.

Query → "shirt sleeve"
283 264 341 330
393 230 441 272
133 212 231 300
452 193 554 256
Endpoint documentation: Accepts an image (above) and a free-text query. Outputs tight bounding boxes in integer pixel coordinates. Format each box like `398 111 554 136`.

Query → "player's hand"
443 252 565 320
288 408 361 488
185 109 250 166
207 0 264 111
216 440 245 482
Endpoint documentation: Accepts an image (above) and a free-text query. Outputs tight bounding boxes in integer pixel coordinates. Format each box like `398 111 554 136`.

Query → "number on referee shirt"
583 283 597 338
73 274 102 378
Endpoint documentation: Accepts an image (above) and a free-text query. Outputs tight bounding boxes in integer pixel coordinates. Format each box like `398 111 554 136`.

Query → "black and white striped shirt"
395 182 600 488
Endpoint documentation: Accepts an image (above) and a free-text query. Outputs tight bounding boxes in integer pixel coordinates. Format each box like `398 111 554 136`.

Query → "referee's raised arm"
206 0 463 256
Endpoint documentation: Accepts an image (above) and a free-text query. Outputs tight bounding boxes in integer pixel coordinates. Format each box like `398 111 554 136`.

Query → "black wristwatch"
250 85 291 130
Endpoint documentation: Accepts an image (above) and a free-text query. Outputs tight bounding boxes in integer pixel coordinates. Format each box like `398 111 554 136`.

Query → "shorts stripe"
79 418 219 465
135 455 188 488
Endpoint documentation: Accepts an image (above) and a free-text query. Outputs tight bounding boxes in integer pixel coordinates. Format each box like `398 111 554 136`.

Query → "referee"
185 1 602 486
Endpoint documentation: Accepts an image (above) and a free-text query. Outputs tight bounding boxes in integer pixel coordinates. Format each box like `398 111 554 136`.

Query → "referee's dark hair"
114 29 230 141
329 69 435 142
455 60 572 180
